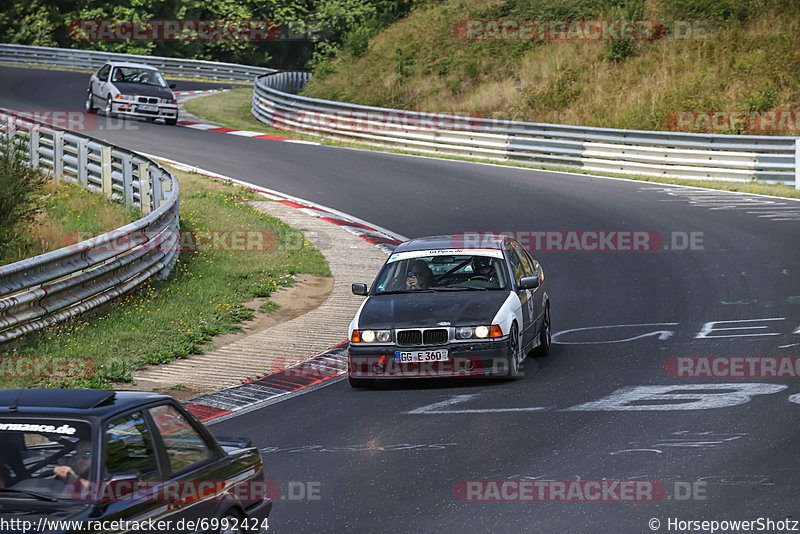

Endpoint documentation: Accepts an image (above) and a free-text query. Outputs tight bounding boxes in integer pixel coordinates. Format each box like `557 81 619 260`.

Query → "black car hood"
358 291 511 329
112 82 172 99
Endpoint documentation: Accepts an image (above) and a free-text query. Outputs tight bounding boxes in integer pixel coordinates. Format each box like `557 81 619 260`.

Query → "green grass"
185 89 800 200
301 0 800 134
1 181 140 265
184 89 299 137
0 167 330 389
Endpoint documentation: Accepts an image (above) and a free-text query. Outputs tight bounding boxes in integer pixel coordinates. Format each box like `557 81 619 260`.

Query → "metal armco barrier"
0 43 275 82
0 109 180 345
253 72 800 188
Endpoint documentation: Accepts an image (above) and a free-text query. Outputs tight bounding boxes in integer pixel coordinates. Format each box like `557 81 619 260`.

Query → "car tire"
105 96 114 118
85 91 97 114
165 117 178 125
506 323 522 378
218 509 243 534
534 305 551 357
348 375 375 388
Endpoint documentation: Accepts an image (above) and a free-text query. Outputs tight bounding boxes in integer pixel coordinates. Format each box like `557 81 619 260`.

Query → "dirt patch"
210 274 333 350
116 274 333 399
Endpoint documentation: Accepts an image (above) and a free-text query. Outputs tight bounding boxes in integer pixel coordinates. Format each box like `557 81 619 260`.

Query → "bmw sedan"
347 234 551 387
85 62 179 125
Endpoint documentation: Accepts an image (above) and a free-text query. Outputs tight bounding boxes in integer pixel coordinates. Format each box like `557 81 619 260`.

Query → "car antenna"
9 392 20 412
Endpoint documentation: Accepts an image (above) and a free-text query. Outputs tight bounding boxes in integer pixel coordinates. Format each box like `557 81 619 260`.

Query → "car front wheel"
506 323 522 378
85 91 96 114
105 96 114 117
534 305 551 357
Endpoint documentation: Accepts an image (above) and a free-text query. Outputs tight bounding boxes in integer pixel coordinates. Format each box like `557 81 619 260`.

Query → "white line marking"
406 394 479 414
552 323 678 344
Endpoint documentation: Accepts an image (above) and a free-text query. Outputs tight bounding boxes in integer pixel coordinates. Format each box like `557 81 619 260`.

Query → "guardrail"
253 72 800 188
0 109 180 345
0 43 275 82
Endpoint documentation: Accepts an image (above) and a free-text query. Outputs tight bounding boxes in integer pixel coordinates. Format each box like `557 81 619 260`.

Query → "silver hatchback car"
85 62 179 125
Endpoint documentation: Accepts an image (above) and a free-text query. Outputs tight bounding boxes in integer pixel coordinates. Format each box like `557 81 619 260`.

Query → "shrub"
0 135 50 263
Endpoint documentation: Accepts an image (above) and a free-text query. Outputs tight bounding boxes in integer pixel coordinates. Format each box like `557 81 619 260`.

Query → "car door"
95 409 176 533
512 240 540 347
504 242 535 347
147 402 228 534
93 64 110 103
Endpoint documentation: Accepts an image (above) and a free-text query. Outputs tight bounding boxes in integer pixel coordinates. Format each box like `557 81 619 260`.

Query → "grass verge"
1 181 140 265
185 90 800 200
0 167 330 389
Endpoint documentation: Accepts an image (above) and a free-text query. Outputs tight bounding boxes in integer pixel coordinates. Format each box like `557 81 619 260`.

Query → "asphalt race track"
3 66 800 533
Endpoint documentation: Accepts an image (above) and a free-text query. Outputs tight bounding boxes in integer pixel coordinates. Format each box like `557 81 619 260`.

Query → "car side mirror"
169 83 176 89
519 276 540 290
352 283 368 296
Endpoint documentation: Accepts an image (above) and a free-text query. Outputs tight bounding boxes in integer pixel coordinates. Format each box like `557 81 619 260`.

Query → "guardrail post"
152 168 163 208
139 162 152 215
795 138 799 190
52 131 64 181
29 126 40 169
100 146 112 197
121 154 133 206
160 170 172 205
76 137 88 185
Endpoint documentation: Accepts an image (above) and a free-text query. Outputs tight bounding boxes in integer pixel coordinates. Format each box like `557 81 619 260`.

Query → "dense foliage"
0 0 420 69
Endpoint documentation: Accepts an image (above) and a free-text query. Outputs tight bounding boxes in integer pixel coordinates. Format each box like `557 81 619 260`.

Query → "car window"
97 64 110 82
504 244 525 285
104 411 159 481
0 419 94 499
511 241 535 278
148 404 213 473
373 253 509 292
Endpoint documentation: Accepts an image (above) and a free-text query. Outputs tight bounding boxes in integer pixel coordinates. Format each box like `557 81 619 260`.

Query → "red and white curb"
174 89 226 97
185 343 349 422
136 154 404 421
178 120 319 145
144 153 405 253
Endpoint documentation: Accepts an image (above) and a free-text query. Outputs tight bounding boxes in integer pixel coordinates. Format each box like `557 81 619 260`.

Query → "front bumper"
111 101 178 120
348 337 513 379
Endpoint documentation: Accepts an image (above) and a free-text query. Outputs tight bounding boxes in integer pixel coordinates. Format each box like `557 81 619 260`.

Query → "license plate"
395 349 449 363
137 104 158 112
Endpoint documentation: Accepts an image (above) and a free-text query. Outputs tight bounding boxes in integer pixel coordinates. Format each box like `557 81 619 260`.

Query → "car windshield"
111 66 167 87
373 251 508 293
0 419 94 501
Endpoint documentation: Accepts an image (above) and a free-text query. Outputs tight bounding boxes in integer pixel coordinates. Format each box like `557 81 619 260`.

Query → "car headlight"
456 327 474 339
456 325 503 339
162 98 172 104
357 330 391 343
120 94 135 101
474 326 490 338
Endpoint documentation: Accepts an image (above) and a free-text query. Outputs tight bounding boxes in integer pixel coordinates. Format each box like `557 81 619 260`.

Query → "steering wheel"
468 275 492 282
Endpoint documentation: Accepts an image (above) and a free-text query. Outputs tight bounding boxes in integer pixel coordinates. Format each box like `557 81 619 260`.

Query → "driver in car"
406 260 434 290
471 256 496 281
54 439 92 491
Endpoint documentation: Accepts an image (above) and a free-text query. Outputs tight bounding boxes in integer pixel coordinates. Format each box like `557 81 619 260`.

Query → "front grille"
423 329 448 345
136 96 159 104
397 330 422 346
